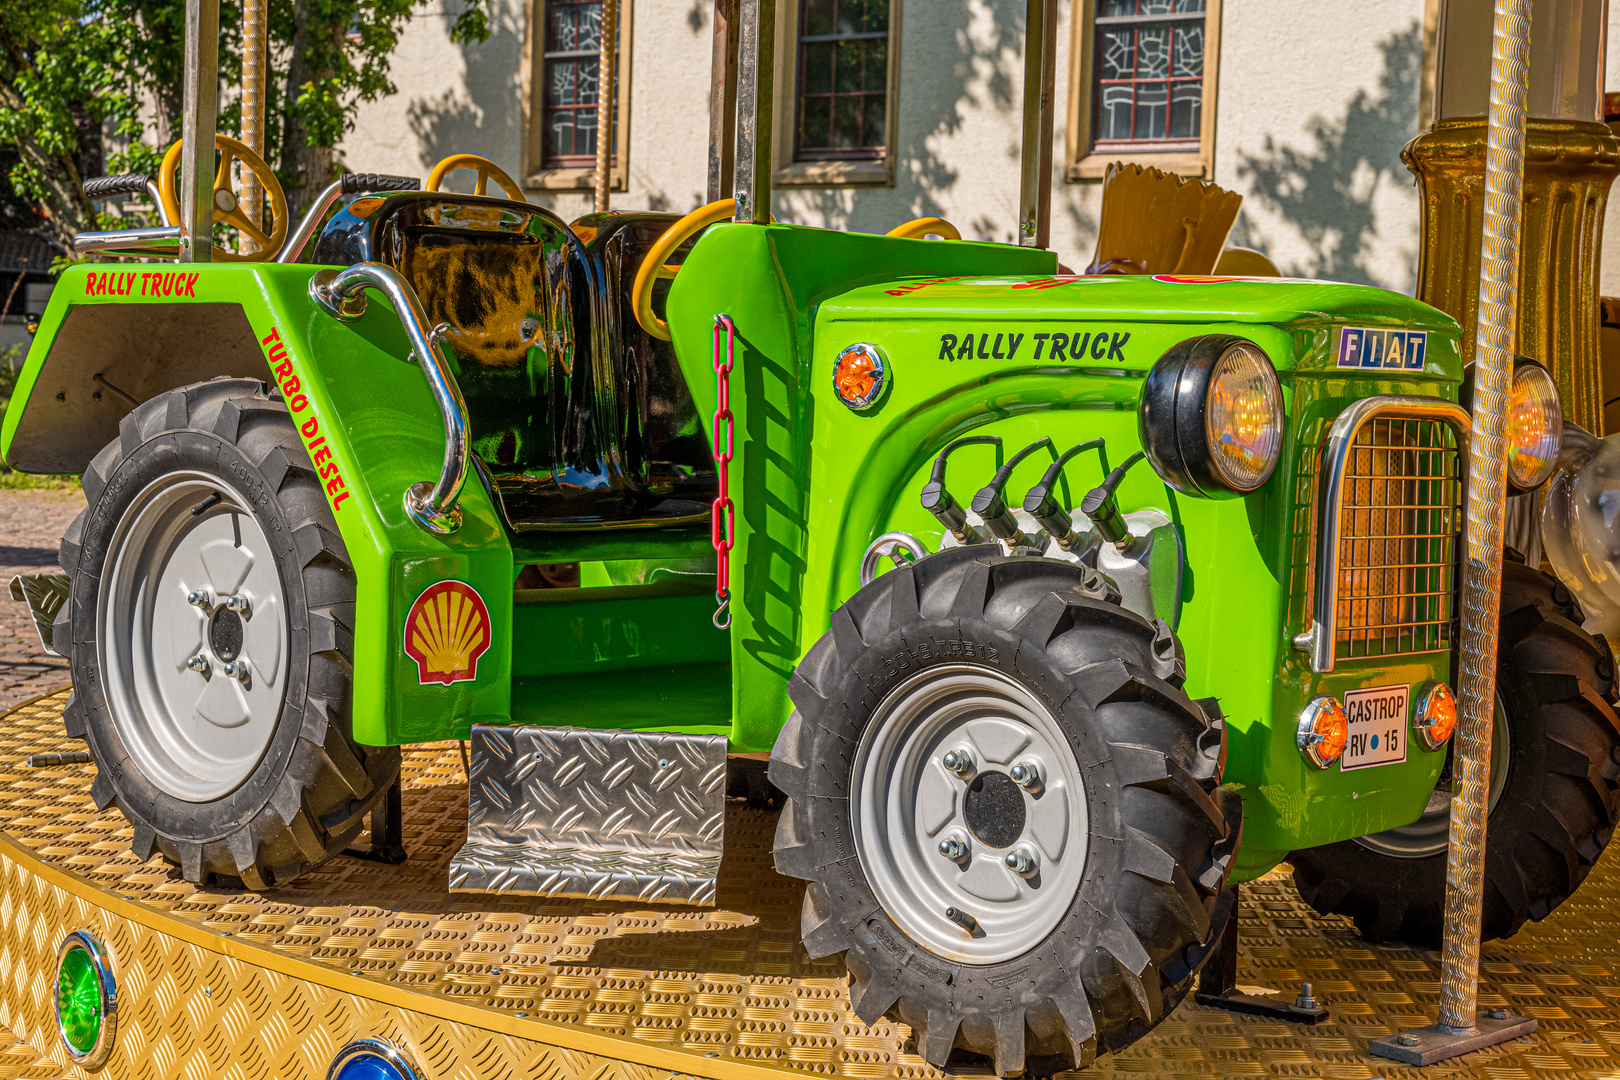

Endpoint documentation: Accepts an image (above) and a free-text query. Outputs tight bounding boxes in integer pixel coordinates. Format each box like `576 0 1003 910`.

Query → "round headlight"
1141 336 1285 497
1506 359 1561 491
1205 342 1285 491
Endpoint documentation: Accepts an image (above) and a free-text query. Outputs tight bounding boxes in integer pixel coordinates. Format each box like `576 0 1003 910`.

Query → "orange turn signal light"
1414 682 1457 751
1297 695 1349 769
833 343 887 411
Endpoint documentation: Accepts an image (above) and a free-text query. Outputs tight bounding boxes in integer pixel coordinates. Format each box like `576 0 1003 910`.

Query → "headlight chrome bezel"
1141 335 1285 498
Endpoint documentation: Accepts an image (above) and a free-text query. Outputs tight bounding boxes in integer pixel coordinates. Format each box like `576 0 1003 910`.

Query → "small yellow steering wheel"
424 154 526 201
632 198 740 341
886 217 961 241
158 134 289 262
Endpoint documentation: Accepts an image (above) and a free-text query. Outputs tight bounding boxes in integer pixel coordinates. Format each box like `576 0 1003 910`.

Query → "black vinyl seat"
314 193 715 533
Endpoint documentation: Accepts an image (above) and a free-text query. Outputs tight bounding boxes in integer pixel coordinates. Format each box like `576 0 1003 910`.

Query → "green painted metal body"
5 218 1468 884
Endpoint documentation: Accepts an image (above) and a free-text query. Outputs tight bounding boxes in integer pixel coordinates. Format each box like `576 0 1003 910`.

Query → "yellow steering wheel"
424 154 526 201
886 217 961 241
632 198 740 341
158 134 289 262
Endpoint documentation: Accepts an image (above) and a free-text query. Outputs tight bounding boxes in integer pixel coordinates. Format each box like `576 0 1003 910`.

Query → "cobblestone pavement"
0 489 82 712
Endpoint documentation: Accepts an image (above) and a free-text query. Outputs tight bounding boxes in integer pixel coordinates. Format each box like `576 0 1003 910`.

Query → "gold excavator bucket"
1085 162 1248 276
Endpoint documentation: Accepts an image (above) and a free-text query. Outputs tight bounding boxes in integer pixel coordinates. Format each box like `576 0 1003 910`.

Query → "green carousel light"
56 946 100 1052
54 931 116 1069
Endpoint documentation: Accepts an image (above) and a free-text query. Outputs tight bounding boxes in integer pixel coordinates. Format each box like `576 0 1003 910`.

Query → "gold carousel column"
1403 117 1620 433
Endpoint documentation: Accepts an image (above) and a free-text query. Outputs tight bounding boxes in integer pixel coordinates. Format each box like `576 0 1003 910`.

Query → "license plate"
1341 684 1410 770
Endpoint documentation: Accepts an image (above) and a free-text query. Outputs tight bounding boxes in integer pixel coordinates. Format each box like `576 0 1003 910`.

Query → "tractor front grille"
1334 418 1461 660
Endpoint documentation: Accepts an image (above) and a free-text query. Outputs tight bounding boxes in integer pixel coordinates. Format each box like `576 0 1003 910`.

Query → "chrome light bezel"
1141 335 1284 498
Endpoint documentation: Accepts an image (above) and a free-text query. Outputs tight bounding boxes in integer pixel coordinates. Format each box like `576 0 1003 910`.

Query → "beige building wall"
343 0 1433 286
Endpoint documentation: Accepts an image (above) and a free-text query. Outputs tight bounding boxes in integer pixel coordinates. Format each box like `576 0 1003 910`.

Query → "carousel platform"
0 689 1616 1079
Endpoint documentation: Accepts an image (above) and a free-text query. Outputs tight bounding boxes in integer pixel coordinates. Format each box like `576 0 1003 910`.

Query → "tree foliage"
0 0 489 244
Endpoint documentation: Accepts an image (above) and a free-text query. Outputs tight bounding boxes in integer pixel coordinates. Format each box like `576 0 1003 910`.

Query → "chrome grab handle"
73 225 183 257
1290 395 1472 673
309 263 469 535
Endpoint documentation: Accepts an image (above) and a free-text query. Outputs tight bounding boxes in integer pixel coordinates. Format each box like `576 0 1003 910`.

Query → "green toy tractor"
8 6 1620 1075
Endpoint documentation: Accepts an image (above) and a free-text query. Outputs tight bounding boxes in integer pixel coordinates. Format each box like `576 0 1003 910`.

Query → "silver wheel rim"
851 664 1088 965
1352 693 1510 859
98 471 291 802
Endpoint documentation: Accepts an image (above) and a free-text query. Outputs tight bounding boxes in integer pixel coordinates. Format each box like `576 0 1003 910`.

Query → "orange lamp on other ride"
1297 695 1350 769
1413 681 1458 751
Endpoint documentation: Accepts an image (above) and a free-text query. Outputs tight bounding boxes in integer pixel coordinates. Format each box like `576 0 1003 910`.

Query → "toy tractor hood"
818 273 1464 379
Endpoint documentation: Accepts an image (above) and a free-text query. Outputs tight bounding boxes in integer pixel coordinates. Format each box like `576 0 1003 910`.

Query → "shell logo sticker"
404 581 491 685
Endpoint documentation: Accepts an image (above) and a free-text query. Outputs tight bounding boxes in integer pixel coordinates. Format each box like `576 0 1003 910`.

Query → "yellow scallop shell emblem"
404 580 492 685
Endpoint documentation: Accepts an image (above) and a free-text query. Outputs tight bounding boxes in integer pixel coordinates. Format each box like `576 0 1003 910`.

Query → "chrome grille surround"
1292 397 1472 673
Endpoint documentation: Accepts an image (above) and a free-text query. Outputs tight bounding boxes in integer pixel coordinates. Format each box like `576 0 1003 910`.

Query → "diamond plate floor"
0 689 1618 1078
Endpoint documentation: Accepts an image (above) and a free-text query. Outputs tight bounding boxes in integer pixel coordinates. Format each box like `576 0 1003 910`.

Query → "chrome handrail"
309 263 469 535
1290 395 1472 673
277 178 344 264
72 225 183 257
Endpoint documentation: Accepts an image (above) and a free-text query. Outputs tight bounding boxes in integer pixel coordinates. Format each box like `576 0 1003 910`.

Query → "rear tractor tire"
55 378 399 888
1290 561 1620 945
769 547 1241 1076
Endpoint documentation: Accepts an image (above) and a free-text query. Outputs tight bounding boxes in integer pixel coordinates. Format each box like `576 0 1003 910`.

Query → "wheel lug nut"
1010 761 1042 790
186 655 210 674
942 750 973 776
1004 848 1038 876
187 591 211 609
224 594 251 617
938 836 968 862
222 660 250 682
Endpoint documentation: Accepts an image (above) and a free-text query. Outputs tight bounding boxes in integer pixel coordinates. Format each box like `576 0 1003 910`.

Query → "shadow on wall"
1231 21 1423 290
406 0 527 186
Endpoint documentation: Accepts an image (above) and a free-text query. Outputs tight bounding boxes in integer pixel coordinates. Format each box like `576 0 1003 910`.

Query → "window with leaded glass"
794 0 890 161
1092 0 1207 150
542 0 620 168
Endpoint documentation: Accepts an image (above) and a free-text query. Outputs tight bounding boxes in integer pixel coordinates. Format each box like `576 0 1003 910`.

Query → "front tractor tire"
1290 561 1620 946
769 549 1241 1075
56 378 399 888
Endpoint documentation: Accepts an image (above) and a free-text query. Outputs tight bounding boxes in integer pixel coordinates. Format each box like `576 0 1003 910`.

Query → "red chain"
711 315 736 629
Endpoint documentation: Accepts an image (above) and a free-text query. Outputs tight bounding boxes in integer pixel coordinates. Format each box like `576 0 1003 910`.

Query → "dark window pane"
1174 24 1203 77
831 96 860 147
1141 0 1174 13
549 8 575 50
864 39 887 89
1169 80 1201 137
1136 25 1169 78
861 94 885 146
804 41 833 92
801 96 831 148
834 40 862 92
836 0 859 35
1133 80 1168 138
1098 27 1134 80
1098 0 1135 14
1174 0 1205 11
804 0 833 36
1098 85 1134 140
795 0 888 160
552 58 577 106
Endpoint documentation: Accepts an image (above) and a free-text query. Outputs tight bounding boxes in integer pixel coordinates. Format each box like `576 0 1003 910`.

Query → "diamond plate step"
449 724 728 905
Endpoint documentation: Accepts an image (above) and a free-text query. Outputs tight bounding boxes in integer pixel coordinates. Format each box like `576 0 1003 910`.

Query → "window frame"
771 0 902 187
521 0 633 192
1065 0 1221 182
